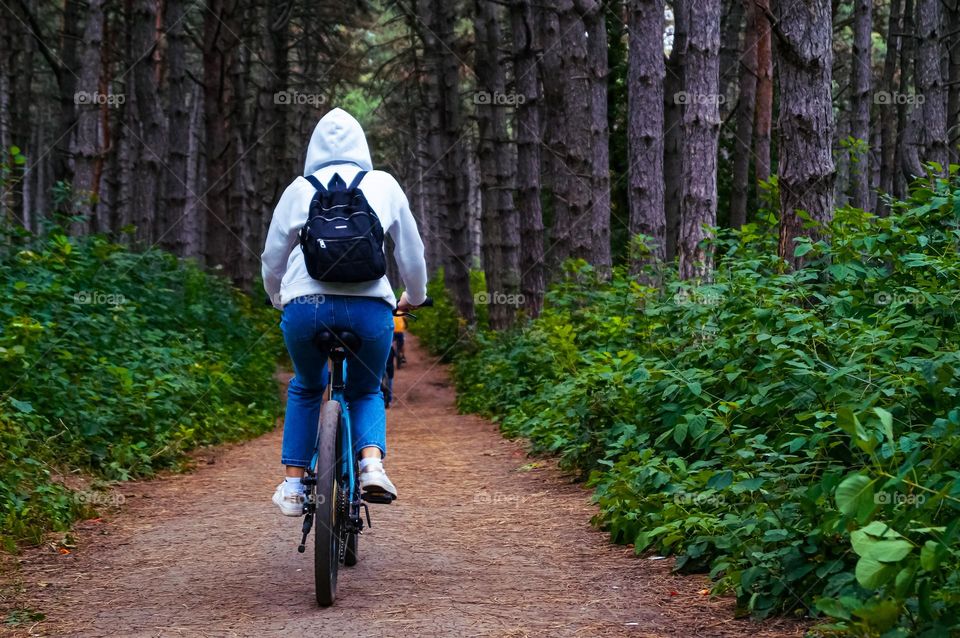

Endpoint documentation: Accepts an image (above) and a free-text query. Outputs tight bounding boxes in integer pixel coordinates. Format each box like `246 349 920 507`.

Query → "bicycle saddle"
315 329 361 353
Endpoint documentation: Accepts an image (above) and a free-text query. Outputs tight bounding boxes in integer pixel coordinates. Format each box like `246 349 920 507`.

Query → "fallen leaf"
58 548 71 555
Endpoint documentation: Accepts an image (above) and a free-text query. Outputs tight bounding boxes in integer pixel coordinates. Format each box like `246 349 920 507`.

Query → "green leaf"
855 556 898 589
815 597 852 620
873 407 895 450
920 540 944 571
9 399 34 414
672 420 688 445
835 474 876 522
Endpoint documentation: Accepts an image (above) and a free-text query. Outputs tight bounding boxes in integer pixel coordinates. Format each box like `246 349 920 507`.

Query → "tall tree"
627 0 667 260
677 0 721 280
948 1 960 164
753 0 773 186
160 0 192 253
131 0 165 244
913 0 948 171
770 0 835 267
542 0 610 270
729 0 756 228
71 0 106 232
420 0 475 322
202 0 246 281
878 0 903 212
586 3 612 271
663 0 687 260
474 0 520 329
849 0 872 209
894 0 916 193
510 0 546 316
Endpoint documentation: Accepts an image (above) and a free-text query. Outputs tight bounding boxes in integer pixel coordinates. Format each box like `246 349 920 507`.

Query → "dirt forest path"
3 337 807 638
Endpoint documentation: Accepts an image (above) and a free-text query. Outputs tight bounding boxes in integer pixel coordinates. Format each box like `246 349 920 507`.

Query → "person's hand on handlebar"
395 292 433 317
396 291 415 313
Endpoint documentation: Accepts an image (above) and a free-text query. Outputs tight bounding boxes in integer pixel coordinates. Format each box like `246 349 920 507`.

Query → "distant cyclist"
393 314 407 367
261 108 427 515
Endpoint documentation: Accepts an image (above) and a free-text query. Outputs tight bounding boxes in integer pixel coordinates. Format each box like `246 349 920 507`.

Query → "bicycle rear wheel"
314 400 343 606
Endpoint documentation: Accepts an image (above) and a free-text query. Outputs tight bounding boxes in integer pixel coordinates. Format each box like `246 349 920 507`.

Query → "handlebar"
393 296 433 319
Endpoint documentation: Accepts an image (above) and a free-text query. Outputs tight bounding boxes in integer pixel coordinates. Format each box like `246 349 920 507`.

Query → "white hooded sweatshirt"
261 108 428 309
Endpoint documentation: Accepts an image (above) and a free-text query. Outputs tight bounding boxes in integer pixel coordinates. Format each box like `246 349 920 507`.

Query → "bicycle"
295 298 431 606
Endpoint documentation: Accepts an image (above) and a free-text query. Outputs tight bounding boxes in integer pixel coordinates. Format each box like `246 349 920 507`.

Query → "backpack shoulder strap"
304 174 327 194
347 170 368 190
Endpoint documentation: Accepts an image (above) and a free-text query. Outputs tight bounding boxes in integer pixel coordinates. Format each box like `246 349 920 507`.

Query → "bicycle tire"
314 400 342 606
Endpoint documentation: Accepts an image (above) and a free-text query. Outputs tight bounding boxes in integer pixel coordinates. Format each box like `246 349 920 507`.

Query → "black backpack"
298 171 387 283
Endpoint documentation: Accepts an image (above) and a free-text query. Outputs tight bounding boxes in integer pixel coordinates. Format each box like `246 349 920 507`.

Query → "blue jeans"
280 295 395 467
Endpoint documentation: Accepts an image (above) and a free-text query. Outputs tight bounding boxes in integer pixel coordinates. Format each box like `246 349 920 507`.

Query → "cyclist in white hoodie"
261 108 428 516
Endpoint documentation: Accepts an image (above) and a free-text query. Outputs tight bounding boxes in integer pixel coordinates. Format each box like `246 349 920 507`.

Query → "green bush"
408 268 487 360
442 172 960 636
0 234 282 549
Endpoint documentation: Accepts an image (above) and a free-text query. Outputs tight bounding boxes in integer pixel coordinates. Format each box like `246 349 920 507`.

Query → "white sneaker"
359 464 398 500
272 481 305 516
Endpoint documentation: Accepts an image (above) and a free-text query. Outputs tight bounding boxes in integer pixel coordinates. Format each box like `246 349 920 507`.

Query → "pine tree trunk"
474 0 519 329
420 0 474 322
948 2 960 164
878 0 903 213
663 0 687 261
718 0 744 118
627 0 666 260
71 0 106 234
677 0 721 280
54 0 82 189
184 83 205 258
511 0 546 317
729 0 756 229
849 0 872 209
132 0 165 245
586 5 612 271
773 0 835 268
894 0 916 193
257 0 292 262
543 1 597 270
159 0 190 254
202 0 245 281
914 0 948 170
753 0 773 185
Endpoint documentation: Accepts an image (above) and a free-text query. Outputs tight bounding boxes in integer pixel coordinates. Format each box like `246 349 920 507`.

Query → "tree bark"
913 0 948 171
586 4 611 271
948 1 960 164
718 0 744 119
849 0 872 209
677 0 721 280
895 0 916 193
474 0 520 329
159 0 191 253
55 0 82 190
71 0 106 234
729 0 756 229
772 0 835 268
543 1 604 270
663 0 687 261
419 0 474 322
511 0 546 317
878 0 903 213
131 0 165 244
627 0 667 260
753 0 773 185
202 0 245 281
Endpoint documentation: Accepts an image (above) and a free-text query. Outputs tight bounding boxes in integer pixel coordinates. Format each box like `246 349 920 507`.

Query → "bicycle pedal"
361 492 395 505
